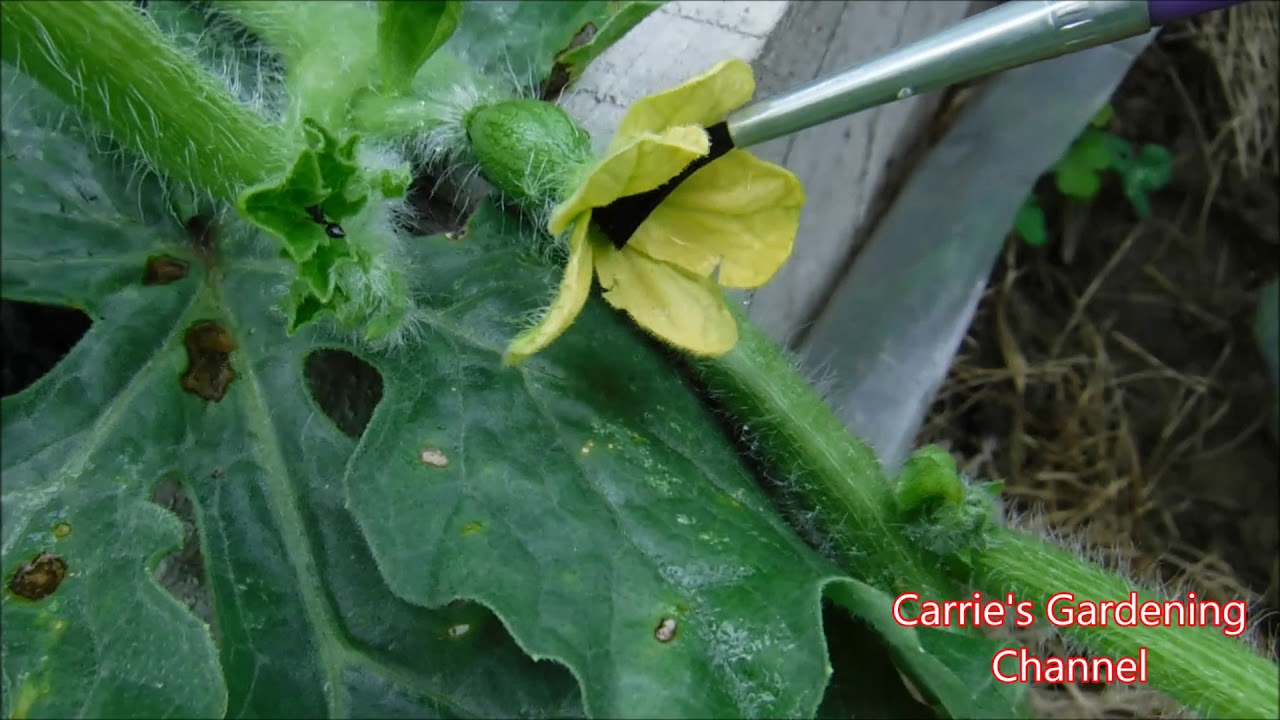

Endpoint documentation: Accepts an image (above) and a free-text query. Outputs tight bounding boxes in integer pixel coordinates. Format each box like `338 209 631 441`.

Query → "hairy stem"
695 305 1278 718
691 306 955 600
213 0 378 130
213 0 505 169
975 530 1278 718
350 51 504 141
1 0 289 201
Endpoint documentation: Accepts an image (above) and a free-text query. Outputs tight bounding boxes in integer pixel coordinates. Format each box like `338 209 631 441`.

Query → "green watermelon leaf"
235 118 412 337
448 1 657 89
344 202 849 717
376 0 464 95
2 65 850 719
553 2 665 87
1 69 586 719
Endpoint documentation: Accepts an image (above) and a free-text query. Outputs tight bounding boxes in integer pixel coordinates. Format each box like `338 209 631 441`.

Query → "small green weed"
1014 104 1174 246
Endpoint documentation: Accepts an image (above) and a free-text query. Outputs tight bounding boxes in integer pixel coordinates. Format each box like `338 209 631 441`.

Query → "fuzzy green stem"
695 306 1278 718
691 306 956 600
974 530 1278 718
213 0 378 130
350 52 505 141
350 95 446 138
1 0 289 201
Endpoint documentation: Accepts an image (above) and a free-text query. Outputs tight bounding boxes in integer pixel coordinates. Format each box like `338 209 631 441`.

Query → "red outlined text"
893 591 1248 685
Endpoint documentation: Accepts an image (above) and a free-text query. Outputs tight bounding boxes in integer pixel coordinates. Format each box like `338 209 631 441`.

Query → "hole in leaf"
151 475 214 625
817 600 932 717
7 551 68 601
404 168 468 237
1 300 92 398
304 349 384 439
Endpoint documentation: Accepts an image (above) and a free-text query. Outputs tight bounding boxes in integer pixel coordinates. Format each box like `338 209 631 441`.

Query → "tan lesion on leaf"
180 320 236 402
142 255 189 285
7 551 68 601
419 447 449 467
654 616 678 643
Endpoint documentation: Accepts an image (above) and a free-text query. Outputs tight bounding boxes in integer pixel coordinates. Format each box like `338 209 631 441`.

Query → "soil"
913 13 1279 719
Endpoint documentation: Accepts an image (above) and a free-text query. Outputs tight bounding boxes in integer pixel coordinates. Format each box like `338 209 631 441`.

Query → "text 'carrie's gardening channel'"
892 591 1248 684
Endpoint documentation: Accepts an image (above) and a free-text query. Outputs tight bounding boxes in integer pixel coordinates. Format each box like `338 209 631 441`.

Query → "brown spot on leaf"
654 616 678 643
541 22 597 100
180 320 236 401
143 255 189 285
8 551 68 601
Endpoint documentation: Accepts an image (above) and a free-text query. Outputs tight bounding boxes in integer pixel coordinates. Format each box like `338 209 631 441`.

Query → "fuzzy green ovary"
465 99 596 208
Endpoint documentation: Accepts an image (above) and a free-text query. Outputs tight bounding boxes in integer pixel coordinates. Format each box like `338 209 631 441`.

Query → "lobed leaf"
1 70 581 719
2 63 850 718
345 202 848 718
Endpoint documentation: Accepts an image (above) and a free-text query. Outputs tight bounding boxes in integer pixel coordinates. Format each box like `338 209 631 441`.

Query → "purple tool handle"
1147 0 1244 25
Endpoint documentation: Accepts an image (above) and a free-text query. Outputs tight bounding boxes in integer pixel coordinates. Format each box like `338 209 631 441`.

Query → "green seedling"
1015 104 1174 246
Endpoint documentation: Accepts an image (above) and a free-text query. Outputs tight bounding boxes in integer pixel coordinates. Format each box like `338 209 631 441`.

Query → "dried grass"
1186 0 1280 180
914 6 1279 716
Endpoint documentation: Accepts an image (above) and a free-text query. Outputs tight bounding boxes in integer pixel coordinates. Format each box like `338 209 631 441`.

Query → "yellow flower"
504 58 805 365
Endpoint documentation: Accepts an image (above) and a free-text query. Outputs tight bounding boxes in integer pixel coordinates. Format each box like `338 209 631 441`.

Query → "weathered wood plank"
558 1 788 149
798 32 1158 471
744 1 977 341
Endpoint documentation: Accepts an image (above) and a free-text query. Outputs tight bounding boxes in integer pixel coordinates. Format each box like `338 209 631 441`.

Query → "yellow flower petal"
628 149 805 288
592 235 738 355
611 59 756 152
503 219 594 365
548 125 711 236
